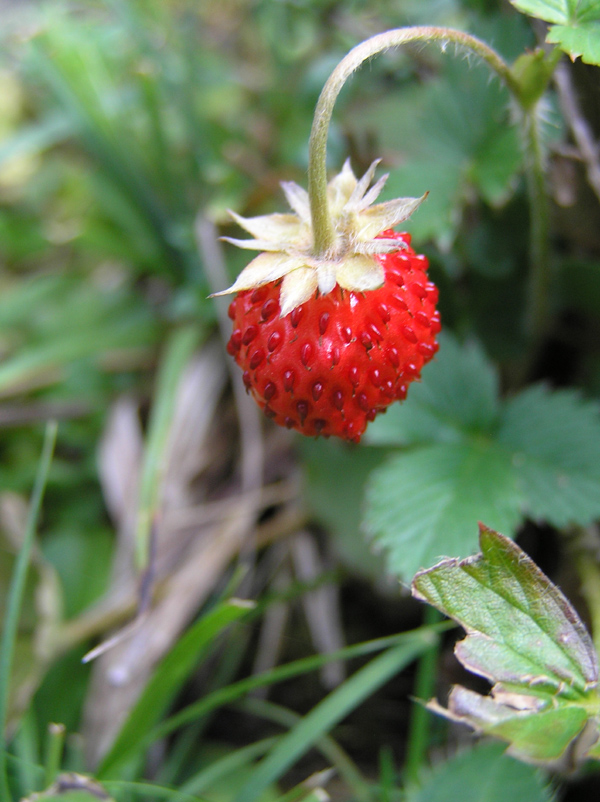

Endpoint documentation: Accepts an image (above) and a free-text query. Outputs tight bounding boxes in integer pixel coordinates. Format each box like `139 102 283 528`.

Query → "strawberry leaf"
405 740 554 802
412 526 600 764
365 334 500 446
498 385 600 528
509 0 600 65
547 22 600 66
508 0 574 25
364 442 522 581
363 335 600 579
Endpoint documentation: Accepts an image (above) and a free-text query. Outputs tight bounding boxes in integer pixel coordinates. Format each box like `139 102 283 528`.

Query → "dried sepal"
280 267 319 317
336 255 385 292
217 160 427 315
212 252 308 296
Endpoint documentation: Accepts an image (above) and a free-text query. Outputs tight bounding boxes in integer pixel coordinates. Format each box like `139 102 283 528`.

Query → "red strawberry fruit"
216 160 440 442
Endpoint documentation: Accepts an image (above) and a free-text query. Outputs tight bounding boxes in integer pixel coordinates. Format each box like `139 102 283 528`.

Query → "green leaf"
508 0 573 25
364 442 521 581
499 385 600 528
406 740 553 802
412 526 600 764
414 525 598 690
547 22 600 66
509 0 600 65
364 336 600 579
365 334 500 447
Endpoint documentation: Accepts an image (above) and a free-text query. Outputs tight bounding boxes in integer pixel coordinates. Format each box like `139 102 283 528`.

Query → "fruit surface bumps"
226 232 440 442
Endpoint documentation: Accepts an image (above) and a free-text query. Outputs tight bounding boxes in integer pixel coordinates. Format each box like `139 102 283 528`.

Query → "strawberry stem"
307 26 519 257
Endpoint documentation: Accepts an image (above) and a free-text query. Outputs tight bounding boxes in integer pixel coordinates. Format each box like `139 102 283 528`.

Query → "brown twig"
554 61 600 203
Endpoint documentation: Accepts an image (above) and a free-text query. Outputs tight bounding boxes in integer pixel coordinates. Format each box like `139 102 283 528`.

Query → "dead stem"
554 62 600 204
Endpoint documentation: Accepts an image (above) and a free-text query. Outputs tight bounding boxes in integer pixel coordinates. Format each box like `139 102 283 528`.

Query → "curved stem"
307 26 518 256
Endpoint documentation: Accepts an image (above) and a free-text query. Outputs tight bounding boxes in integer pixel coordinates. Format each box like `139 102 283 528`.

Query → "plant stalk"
44 723 66 789
0 421 57 802
403 606 442 787
577 555 600 661
307 26 518 256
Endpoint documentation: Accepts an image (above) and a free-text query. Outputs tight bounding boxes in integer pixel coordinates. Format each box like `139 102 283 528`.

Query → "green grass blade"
29 33 187 279
153 628 444 746
178 737 278 797
233 634 436 802
403 607 442 785
11 711 41 797
97 598 254 779
0 421 58 801
134 325 200 571
238 697 370 802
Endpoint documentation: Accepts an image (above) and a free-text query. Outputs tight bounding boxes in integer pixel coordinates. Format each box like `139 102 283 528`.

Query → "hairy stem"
307 26 518 255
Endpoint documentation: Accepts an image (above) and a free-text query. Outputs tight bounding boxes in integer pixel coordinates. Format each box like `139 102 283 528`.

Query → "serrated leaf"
446 686 591 763
498 385 600 528
412 526 600 765
364 442 521 581
365 338 600 578
509 0 600 65
547 22 600 66
406 741 553 802
486 704 590 763
414 525 598 690
365 333 500 447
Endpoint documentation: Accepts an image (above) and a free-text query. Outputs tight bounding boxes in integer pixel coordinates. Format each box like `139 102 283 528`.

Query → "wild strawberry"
216 160 440 442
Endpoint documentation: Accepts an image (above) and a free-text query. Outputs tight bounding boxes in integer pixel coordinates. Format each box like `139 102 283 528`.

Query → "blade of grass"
233 635 436 802
403 607 442 786
30 28 189 280
0 421 58 801
0 113 75 167
178 737 279 797
11 711 41 797
158 621 255 786
237 697 370 802
145 626 448 759
99 623 449 781
4 753 44 795
97 597 255 779
134 325 200 571
104 0 180 210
